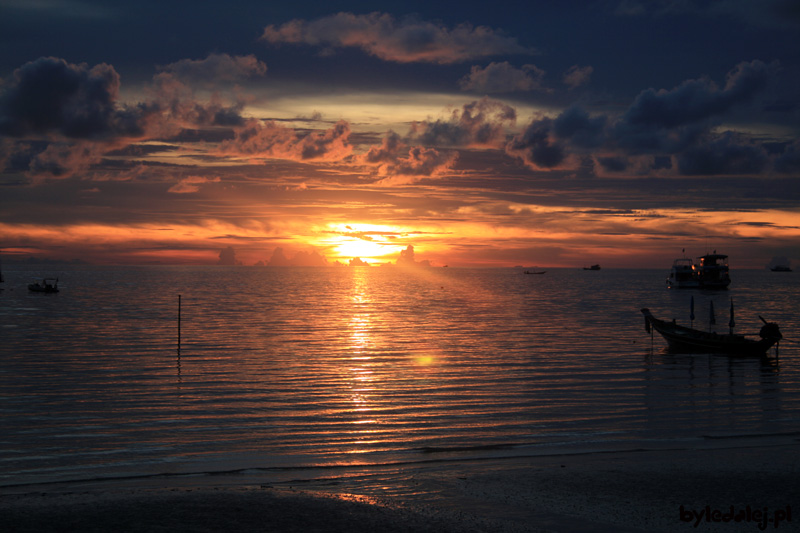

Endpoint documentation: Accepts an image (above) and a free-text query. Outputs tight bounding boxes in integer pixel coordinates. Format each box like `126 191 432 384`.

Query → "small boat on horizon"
524 270 547 275
771 265 793 272
641 306 781 356
28 278 59 293
583 264 601 270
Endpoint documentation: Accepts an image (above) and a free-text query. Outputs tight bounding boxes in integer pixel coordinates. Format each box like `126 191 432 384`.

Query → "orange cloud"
27 141 106 180
357 131 458 182
168 175 221 194
220 119 353 162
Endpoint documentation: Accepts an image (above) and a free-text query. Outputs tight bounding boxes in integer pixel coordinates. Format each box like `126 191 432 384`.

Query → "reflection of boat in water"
771 265 792 272
583 264 601 270
667 252 731 289
641 307 781 356
28 278 59 293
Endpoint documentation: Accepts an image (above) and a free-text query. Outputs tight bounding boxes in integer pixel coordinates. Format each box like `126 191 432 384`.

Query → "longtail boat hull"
641 308 781 356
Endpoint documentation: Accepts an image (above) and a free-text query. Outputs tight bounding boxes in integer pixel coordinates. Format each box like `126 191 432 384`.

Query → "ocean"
1 266 799 488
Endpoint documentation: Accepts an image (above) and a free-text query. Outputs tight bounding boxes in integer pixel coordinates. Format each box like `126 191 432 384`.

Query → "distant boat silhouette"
28 278 59 293
524 270 546 275
583 264 601 270
771 265 792 272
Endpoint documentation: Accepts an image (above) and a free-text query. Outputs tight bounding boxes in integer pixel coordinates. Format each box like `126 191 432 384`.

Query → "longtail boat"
641 307 781 356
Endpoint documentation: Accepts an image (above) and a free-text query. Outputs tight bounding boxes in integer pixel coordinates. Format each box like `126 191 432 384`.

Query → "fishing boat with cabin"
667 251 731 289
28 278 59 293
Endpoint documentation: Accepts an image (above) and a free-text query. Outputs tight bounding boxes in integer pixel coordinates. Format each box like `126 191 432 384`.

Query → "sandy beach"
2 440 798 532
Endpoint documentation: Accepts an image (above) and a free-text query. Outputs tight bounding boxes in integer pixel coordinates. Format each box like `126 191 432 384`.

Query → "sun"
334 239 389 260
325 223 401 262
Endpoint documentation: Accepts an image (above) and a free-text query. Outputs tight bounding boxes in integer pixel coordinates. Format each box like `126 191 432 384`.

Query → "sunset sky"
1 0 799 268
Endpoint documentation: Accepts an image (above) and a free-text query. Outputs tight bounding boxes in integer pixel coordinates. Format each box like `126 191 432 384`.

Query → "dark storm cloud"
0 55 263 178
621 60 774 129
0 55 255 145
261 12 534 64
0 57 151 140
677 132 770 176
607 60 780 171
552 106 607 149
597 156 629 173
502 60 784 176
774 140 800 174
506 118 566 169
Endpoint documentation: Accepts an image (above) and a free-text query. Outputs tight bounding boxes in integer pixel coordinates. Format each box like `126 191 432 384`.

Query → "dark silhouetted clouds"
396 245 431 267
774 140 800 174
621 60 774 130
217 246 241 265
158 53 267 86
409 97 516 147
459 62 546 93
261 12 534 64
506 118 566 169
552 106 607 149
0 57 150 140
676 132 770 175
266 247 328 266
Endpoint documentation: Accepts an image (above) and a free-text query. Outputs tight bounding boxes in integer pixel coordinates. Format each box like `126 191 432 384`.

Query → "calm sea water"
1 266 799 487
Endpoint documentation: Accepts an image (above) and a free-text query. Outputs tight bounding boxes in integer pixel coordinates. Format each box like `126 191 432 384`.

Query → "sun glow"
334 239 390 261
323 223 404 262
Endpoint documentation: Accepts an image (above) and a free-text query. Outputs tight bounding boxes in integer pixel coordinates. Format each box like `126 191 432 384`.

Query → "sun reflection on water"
342 268 382 449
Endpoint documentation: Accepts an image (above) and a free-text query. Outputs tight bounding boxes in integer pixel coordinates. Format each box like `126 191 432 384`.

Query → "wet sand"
2 442 798 532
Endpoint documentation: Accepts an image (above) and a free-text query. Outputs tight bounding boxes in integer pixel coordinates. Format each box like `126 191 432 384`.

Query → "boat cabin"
668 258 695 284
694 254 730 289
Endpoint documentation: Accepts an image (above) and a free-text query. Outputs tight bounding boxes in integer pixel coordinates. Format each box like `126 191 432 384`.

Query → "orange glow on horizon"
318 223 411 264
2 204 798 268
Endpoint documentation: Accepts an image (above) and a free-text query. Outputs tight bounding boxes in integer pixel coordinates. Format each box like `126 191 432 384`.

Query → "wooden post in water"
178 294 182 356
177 294 182 381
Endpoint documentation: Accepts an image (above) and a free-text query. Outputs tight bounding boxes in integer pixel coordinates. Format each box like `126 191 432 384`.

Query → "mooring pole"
178 294 182 356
